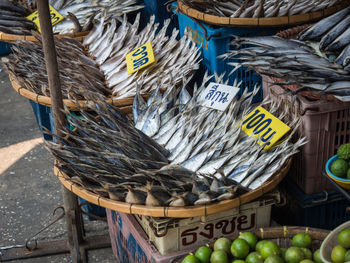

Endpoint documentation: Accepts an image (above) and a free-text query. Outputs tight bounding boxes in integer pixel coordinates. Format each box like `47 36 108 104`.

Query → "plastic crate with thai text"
107 209 192 263
135 191 280 255
263 77 350 194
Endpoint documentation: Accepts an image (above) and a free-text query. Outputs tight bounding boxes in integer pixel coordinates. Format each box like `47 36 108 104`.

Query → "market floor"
0 63 116 262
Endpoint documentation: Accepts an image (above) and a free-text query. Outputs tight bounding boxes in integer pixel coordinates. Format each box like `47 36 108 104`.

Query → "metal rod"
35 1 87 262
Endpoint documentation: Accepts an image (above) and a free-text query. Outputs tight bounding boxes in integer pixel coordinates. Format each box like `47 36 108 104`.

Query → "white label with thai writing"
200 82 240 111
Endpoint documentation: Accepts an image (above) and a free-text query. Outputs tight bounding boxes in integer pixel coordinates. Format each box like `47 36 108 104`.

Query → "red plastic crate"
107 209 192 263
263 76 350 194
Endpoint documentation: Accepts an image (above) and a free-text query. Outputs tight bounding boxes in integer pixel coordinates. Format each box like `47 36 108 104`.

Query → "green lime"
285 247 305 263
332 245 346 263
337 144 350 160
300 260 314 263
338 229 350 249
256 241 268 252
214 238 231 254
264 255 284 263
240 232 258 250
292 233 312 248
344 250 350 262
182 254 200 263
301 248 313 260
280 248 287 260
232 260 246 263
195 245 212 263
211 250 228 263
260 241 280 259
246 252 264 263
313 249 323 263
231 238 250 259
331 159 349 178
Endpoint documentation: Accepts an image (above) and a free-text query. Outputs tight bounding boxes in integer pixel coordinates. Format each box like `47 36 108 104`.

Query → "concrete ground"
0 64 116 262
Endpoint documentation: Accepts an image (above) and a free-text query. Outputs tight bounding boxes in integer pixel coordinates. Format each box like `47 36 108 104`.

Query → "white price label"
199 82 240 111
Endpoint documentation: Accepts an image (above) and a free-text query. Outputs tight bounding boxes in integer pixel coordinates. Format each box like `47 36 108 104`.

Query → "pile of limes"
330 228 350 263
181 232 323 263
331 143 350 178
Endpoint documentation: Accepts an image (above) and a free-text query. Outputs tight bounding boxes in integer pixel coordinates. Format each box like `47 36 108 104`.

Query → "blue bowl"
326 155 350 189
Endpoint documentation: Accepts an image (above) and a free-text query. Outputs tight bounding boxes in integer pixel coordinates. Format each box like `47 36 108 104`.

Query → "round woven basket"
9 73 146 112
0 31 88 43
177 0 350 27
173 226 330 262
54 157 292 218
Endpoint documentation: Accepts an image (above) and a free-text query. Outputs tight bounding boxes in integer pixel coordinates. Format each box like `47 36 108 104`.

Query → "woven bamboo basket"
9 73 146 113
53 156 292 218
173 226 330 262
177 0 350 27
0 31 88 43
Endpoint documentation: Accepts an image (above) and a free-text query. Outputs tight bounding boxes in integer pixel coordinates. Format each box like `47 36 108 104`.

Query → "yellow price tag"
126 42 155 75
241 106 291 150
26 5 64 33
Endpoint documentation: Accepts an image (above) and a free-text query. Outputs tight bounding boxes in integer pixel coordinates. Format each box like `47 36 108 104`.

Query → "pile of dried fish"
46 99 249 207
0 0 34 35
134 72 306 190
51 0 144 34
9 0 144 34
2 35 110 99
298 6 350 60
45 74 305 207
223 7 350 101
83 15 201 98
180 0 344 18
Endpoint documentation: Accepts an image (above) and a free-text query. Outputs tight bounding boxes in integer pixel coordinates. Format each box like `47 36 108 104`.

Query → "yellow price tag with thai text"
26 5 64 33
241 106 291 150
126 42 155 75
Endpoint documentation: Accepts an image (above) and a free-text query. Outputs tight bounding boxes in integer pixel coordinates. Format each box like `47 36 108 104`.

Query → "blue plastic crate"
78 197 106 221
272 180 350 230
0 41 12 56
173 3 290 103
140 0 178 36
29 100 53 140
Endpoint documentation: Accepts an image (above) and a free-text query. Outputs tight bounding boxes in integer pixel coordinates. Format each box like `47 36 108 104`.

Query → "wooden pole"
35 1 86 262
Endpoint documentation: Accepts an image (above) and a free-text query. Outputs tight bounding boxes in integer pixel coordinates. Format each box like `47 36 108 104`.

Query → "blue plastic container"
272 180 350 230
29 100 53 140
0 41 12 56
78 197 106 221
173 3 289 103
141 0 177 36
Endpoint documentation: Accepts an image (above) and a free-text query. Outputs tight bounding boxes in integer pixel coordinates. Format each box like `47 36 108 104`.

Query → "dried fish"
180 0 344 18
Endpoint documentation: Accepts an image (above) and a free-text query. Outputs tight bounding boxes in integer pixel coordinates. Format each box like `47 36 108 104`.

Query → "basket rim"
53 157 292 217
9 73 142 110
0 30 89 43
177 0 350 27
253 226 330 240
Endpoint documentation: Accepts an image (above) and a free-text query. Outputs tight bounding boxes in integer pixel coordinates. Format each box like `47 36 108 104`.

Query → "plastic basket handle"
311 191 329 204
269 86 320 116
192 18 222 41
169 2 222 41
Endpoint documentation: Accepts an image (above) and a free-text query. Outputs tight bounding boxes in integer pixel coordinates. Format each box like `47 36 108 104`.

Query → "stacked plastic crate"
264 79 350 229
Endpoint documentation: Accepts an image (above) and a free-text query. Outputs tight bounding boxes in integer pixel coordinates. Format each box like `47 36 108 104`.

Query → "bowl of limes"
326 143 350 190
320 221 350 263
179 227 328 263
